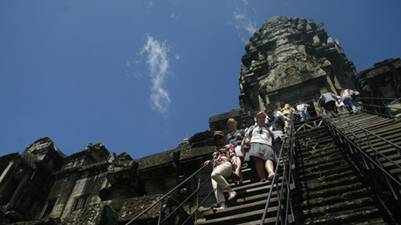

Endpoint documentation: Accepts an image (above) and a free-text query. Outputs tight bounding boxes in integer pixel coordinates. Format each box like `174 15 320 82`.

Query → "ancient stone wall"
357 58 401 98
0 135 214 225
2 15 400 225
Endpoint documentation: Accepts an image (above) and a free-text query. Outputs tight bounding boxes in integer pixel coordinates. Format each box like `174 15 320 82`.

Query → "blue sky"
1 0 401 158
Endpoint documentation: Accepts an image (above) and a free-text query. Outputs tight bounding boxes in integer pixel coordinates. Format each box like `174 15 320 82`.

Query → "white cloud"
240 0 249 5
231 0 257 43
141 35 172 114
170 12 179 20
233 11 257 35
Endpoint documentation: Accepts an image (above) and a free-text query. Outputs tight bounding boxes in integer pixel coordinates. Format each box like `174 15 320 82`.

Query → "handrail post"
125 164 208 225
157 198 164 225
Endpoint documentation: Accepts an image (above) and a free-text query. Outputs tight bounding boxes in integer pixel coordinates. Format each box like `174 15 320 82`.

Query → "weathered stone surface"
357 58 401 98
239 16 356 111
8 218 60 225
137 149 180 170
1 15 400 225
118 194 163 221
62 203 117 225
355 58 401 117
187 130 214 148
180 146 214 161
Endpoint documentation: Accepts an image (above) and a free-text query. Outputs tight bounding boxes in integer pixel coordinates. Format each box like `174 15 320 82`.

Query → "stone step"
232 177 283 192
363 142 401 156
301 188 370 208
381 159 401 170
298 164 353 180
300 181 365 200
233 181 282 200
342 217 387 225
299 175 359 192
304 205 385 225
297 146 339 159
348 131 401 146
345 123 401 136
196 206 278 225
234 217 278 225
296 114 394 225
299 154 345 168
231 190 278 207
334 118 393 130
202 198 277 220
302 196 376 219
297 158 350 175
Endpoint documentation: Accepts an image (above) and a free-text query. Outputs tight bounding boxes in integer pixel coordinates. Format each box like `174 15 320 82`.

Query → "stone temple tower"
239 16 356 112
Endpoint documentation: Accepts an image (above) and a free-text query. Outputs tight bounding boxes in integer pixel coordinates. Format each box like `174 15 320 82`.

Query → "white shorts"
234 145 243 157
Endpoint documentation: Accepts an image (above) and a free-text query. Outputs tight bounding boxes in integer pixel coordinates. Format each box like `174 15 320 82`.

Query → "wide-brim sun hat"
213 130 225 138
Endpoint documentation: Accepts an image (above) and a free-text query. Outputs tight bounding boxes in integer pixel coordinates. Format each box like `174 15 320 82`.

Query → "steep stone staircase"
328 112 401 181
194 113 401 225
294 114 399 225
196 162 285 225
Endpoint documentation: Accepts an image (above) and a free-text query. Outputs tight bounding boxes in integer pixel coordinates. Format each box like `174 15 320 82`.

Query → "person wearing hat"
203 130 237 209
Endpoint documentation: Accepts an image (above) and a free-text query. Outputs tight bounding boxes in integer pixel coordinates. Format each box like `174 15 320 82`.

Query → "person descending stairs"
196 112 401 225
196 161 287 225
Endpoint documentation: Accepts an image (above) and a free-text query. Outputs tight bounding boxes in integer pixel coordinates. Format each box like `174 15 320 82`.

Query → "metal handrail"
355 96 401 118
178 189 215 225
356 96 401 101
332 115 401 155
158 181 201 225
324 115 401 186
324 114 401 223
260 115 295 225
359 103 401 110
125 164 208 225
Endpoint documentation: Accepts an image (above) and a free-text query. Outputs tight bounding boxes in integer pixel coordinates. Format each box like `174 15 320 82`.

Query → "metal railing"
126 118 296 225
125 164 211 225
260 115 295 225
324 114 401 223
355 96 401 118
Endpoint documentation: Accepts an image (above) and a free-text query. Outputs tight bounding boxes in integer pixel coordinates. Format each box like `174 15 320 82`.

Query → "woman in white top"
243 111 276 182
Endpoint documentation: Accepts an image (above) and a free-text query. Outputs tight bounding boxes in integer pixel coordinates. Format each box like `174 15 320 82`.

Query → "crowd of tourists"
203 88 359 209
204 110 287 209
319 89 359 116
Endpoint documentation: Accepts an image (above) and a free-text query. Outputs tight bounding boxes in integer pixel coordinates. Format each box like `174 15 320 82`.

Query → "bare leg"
252 157 266 181
265 160 275 180
233 156 242 181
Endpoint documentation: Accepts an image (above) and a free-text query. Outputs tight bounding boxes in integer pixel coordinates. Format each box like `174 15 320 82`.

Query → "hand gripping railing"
356 96 401 118
260 115 295 225
323 115 401 223
125 164 213 225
